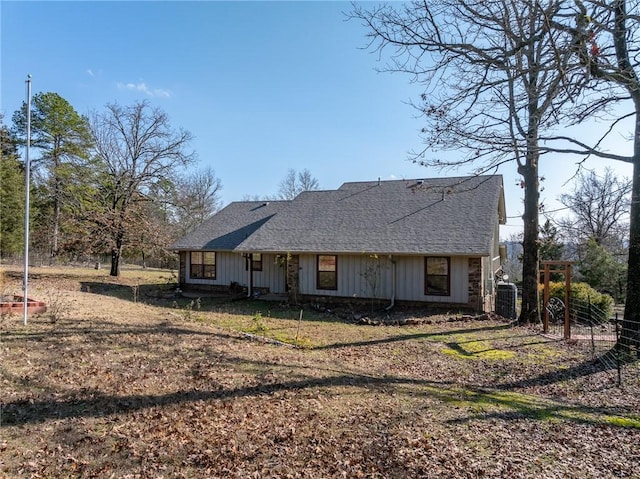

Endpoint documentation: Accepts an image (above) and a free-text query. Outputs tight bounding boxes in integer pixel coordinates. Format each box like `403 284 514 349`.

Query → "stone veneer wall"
179 251 186 287
468 257 483 312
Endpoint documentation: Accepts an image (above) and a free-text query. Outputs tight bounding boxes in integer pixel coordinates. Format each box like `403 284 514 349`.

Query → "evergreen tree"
539 219 564 262
12 92 93 260
0 117 25 257
578 238 627 303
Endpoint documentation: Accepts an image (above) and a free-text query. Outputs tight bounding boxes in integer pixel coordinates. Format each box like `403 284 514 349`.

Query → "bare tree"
90 101 195 276
587 1 640 343
352 0 580 323
502 233 524 284
175 167 223 235
297 168 320 193
557 168 631 248
542 0 640 350
277 168 320 200
241 194 268 201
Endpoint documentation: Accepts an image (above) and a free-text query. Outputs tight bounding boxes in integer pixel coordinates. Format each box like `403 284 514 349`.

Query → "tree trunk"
51 193 60 262
620 123 640 353
50 159 62 263
110 248 121 277
110 231 124 277
519 142 541 323
615 0 640 353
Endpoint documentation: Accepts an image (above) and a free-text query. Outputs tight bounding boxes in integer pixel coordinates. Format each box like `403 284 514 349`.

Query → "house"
172 175 506 312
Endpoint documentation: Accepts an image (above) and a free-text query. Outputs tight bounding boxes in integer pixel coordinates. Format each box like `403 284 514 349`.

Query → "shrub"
539 281 614 319
251 312 268 333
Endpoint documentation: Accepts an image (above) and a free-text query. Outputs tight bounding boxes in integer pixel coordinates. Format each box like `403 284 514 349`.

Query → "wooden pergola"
540 260 573 339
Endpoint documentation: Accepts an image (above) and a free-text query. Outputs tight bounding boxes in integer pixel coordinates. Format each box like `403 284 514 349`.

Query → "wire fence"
1 253 178 270
545 297 640 385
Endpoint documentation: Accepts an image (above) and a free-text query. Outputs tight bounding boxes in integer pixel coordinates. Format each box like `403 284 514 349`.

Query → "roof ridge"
338 174 500 187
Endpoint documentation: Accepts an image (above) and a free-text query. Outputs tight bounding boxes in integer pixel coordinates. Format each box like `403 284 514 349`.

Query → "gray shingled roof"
172 200 290 251
173 175 505 256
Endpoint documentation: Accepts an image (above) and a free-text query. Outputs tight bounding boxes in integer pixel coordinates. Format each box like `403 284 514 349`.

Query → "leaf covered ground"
1 266 639 478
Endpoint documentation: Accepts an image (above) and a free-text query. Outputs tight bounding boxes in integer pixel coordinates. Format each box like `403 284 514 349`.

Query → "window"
244 253 263 271
317 255 337 290
425 257 450 296
190 251 216 279
252 253 262 271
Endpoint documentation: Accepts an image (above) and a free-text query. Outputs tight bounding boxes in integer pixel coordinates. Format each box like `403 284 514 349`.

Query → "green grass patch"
442 342 516 360
603 415 640 428
418 386 640 428
438 333 516 361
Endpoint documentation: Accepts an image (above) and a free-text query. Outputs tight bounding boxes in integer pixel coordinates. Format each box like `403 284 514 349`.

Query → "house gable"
172 200 290 251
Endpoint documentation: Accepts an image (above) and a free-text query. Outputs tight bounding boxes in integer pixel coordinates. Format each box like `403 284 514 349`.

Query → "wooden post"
564 264 571 340
543 263 550 333
295 309 303 347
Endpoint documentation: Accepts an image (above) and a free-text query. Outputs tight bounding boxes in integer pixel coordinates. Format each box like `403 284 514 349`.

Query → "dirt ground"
1 266 639 478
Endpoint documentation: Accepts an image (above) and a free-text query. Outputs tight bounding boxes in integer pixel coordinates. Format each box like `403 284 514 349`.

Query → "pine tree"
0 118 25 258
12 92 92 260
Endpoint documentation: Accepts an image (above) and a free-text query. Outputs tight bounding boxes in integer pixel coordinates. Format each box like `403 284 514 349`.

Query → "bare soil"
1 266 639 478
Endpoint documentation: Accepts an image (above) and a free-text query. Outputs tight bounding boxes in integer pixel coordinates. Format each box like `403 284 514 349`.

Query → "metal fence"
1 253 178 270
545 297 640 385
495 283 518 319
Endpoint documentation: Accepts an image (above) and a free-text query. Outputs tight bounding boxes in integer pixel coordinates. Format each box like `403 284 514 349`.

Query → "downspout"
385 255 396 311
247 254 253 298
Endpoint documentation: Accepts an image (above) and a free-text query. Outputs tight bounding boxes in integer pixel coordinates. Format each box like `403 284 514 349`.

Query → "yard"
1 266 639 478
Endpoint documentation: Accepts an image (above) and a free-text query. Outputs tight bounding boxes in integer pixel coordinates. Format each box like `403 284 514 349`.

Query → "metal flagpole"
23 74 32 326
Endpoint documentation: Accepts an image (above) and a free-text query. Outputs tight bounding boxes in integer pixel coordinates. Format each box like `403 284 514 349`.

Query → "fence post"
563 266 571 340
615 313 622 386
588 295 595 354
543 263 550 333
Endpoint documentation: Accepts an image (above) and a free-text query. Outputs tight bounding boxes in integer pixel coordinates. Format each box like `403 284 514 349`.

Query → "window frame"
244 253 263 271
190 251 216 279
316 255 338 291
251 253 263 271
424 256 451 296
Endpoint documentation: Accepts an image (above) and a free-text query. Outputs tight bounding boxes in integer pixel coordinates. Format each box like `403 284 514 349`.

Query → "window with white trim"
190 251 216 279
317 255 337 290
425 256 450 295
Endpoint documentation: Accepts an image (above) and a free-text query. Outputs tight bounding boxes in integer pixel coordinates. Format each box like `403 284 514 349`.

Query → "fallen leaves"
1 268 639 478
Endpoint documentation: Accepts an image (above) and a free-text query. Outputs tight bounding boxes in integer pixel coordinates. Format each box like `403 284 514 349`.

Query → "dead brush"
173 297 202 321
38 287 73 324
0 272 17 333
0 309 16 334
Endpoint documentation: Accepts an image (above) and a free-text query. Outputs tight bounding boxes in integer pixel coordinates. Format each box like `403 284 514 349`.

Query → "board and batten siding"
251 254 287 293
394 255 468 303
296 254 392 300
295 253 469 304
184 252 286 293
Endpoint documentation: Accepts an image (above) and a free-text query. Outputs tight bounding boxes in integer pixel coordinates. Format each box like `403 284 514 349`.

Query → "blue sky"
1 1 634 239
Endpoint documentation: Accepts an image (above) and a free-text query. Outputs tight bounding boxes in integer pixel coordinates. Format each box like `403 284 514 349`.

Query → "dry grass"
1 266 639 478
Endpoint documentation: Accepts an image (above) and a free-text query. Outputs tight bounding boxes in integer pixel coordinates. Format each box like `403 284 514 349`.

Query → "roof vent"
416 179 424 185
262 202 269 207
